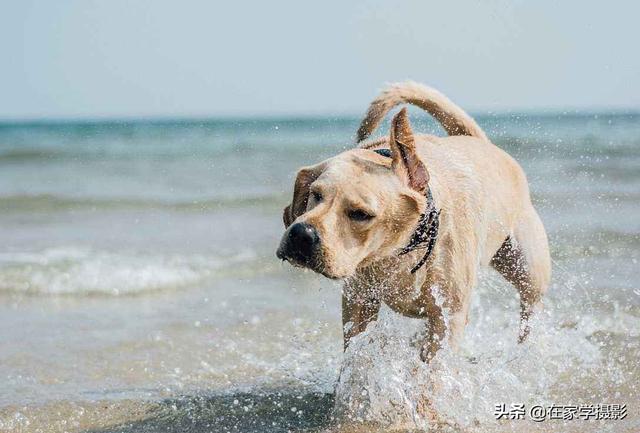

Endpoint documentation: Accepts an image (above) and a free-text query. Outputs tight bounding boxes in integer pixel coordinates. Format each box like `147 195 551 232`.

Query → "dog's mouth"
276 248 341 280
276 249 320 271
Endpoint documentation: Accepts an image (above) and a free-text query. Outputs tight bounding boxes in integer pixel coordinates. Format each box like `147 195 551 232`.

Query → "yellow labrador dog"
277 81 550 361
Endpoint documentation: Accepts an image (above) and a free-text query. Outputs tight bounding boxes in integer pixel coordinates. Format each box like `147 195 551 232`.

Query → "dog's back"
356 82 551 343
357 82 532 263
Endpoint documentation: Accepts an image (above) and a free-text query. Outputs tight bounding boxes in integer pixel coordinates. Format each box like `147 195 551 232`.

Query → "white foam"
0 247 255 295
332 271 637 431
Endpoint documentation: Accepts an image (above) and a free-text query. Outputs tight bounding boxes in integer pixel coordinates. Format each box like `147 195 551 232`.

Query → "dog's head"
277 109 430 279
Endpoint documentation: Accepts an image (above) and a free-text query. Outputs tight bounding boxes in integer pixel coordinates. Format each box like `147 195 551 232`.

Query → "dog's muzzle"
276 222 321 268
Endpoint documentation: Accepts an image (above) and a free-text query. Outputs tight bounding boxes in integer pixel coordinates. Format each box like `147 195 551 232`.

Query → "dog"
277 81 551 361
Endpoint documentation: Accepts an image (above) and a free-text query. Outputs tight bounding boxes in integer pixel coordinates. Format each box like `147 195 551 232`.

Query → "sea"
0 112 638 432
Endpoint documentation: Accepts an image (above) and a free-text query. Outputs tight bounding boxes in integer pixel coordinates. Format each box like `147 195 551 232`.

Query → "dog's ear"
389 108 429 193
283 166 322 228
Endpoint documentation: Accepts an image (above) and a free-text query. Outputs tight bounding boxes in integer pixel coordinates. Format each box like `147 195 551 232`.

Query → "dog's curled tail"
356 81 488 143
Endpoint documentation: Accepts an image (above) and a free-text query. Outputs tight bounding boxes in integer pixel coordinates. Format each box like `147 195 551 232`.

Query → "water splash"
332 270 637 431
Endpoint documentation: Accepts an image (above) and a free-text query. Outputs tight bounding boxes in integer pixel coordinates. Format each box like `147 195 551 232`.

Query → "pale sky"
1 0 639 119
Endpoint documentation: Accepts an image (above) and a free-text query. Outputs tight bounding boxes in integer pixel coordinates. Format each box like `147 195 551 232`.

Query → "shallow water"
0 113 639 432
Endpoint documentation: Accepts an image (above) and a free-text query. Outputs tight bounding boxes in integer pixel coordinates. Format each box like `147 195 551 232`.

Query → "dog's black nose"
278 222 320 264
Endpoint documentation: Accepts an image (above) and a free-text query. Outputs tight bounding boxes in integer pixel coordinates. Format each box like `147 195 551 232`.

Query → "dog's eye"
311 191 323 203
348 209 374 222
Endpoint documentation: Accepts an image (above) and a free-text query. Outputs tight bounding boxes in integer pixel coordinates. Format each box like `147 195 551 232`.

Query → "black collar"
398 188 440 273
374 148 440 273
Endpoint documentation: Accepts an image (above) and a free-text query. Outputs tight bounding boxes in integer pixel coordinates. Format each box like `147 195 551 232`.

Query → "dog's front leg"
420 311 446 362
419 284 470 362
341 280 381 350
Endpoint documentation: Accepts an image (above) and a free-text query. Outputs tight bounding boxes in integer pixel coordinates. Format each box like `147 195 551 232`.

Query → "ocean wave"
550 229 640 259
0 194 284 212
0 149 66 162
0 247 256 296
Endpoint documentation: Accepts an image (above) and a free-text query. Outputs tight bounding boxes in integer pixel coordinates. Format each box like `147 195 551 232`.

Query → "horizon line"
1 107 639 126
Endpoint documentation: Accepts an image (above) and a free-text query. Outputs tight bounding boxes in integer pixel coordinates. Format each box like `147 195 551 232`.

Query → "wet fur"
280 81 551 361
